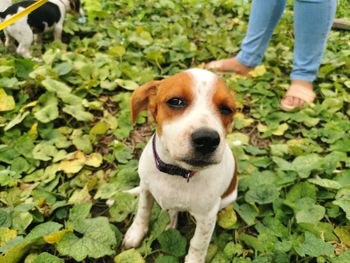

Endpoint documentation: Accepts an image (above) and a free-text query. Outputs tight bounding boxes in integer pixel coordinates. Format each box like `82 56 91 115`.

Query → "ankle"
291 80 313 90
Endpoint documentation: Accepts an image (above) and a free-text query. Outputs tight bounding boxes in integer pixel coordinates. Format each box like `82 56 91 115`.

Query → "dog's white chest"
138 140 235 216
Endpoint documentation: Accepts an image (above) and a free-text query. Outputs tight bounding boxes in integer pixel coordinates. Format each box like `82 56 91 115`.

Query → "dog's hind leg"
123 188 154 248
8 21 33 58
53 23 63 42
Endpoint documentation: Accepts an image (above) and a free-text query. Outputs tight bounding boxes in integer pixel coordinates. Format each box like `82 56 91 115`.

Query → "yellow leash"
0 0 49 31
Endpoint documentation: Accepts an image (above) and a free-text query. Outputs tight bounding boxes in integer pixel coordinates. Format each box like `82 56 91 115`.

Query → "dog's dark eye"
166 97 187 109
219 104 233 115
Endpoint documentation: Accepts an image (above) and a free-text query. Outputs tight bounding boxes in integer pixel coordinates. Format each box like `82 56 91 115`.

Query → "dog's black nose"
191 128 220 154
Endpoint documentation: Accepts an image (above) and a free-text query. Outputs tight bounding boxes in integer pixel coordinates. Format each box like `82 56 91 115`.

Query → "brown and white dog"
123 68 238 262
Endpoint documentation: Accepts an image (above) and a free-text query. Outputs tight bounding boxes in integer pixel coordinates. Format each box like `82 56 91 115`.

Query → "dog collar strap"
0 0 49 31
152 135 195 182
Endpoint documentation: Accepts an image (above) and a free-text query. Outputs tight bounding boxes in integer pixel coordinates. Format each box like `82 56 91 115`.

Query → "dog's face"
131 69 235 170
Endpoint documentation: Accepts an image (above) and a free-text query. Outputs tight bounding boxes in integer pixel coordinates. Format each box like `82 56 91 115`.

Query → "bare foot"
205 58 253 76
280 80 315 111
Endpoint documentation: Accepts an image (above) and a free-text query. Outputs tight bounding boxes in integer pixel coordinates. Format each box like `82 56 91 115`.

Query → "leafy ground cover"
0 0 349 262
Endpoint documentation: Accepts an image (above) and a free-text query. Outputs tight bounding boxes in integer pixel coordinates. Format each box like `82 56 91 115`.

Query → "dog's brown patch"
212 79 235 133
222 159 238 198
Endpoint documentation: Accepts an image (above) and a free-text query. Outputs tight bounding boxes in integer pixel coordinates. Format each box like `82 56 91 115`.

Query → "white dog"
123 69 238 262
0 0 82 58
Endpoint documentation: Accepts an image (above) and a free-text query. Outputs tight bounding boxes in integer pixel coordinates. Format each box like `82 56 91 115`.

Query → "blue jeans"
236 0 337 82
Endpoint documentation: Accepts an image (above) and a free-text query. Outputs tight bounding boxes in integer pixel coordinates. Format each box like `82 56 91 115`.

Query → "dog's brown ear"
130 80 162 124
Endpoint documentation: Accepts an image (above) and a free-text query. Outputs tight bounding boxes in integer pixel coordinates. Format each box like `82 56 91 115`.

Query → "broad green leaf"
0 209 12 228
12 211 33 233
41 78 71 93
155 255 178 263
72 129 93 153
33 252 64 263
308 178 342 190
333 188 350 220
53 62 73 76
15 58 35 79
245 185 279 204
34 95 59 123
114 248 145 263
292 154 321 178
294 198 325 224
32 143 58 161
233 203 258 226
294 232 334 257
68 186 91 204
157 229 187 257
25 222 62 241
57 217 117 261
109 192 136 222
62 105 94 122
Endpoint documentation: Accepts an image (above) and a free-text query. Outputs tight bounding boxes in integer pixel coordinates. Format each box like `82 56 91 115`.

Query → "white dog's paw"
184 249 206 263
122 223 147 249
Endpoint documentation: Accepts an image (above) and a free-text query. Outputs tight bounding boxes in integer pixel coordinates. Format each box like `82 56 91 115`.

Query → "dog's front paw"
184 254 203 263
184 249 206 263
123 223 148 249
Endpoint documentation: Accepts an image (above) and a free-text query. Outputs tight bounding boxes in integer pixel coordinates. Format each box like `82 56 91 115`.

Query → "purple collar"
152 135 195 182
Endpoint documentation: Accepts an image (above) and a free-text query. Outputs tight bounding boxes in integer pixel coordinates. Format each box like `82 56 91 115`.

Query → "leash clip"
185 171 194 183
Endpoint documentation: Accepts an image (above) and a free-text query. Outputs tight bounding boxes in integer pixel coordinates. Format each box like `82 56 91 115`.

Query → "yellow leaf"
28 122 38 139
233 112 254 128
59 151 86 174
217 204 237 229
248 65 266 77
0 88 15 112
44 229 72 244
257 123 267 132
273 123 289 136
0 228 17 246
68 186 91 204
334 226 350 246
85 153 103 167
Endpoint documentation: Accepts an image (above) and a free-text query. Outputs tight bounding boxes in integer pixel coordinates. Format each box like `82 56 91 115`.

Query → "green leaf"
32 143 58 161
109 192 136 222
12 211 33 233
245 184 279 204
57 217 117 261
62 105 94 122
157 229 187 257
15 58 35 79
333 188 350 220
33 252 64 263
308 178 342 190
294 232 334 257
233 203 258 226
292 153 321 178
294 198 325 224
41 78 72 93
25 221 62 241
53 62 73 76
114 248 145 263
34 94 59 123
0 209 11 228
155 255 178 263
